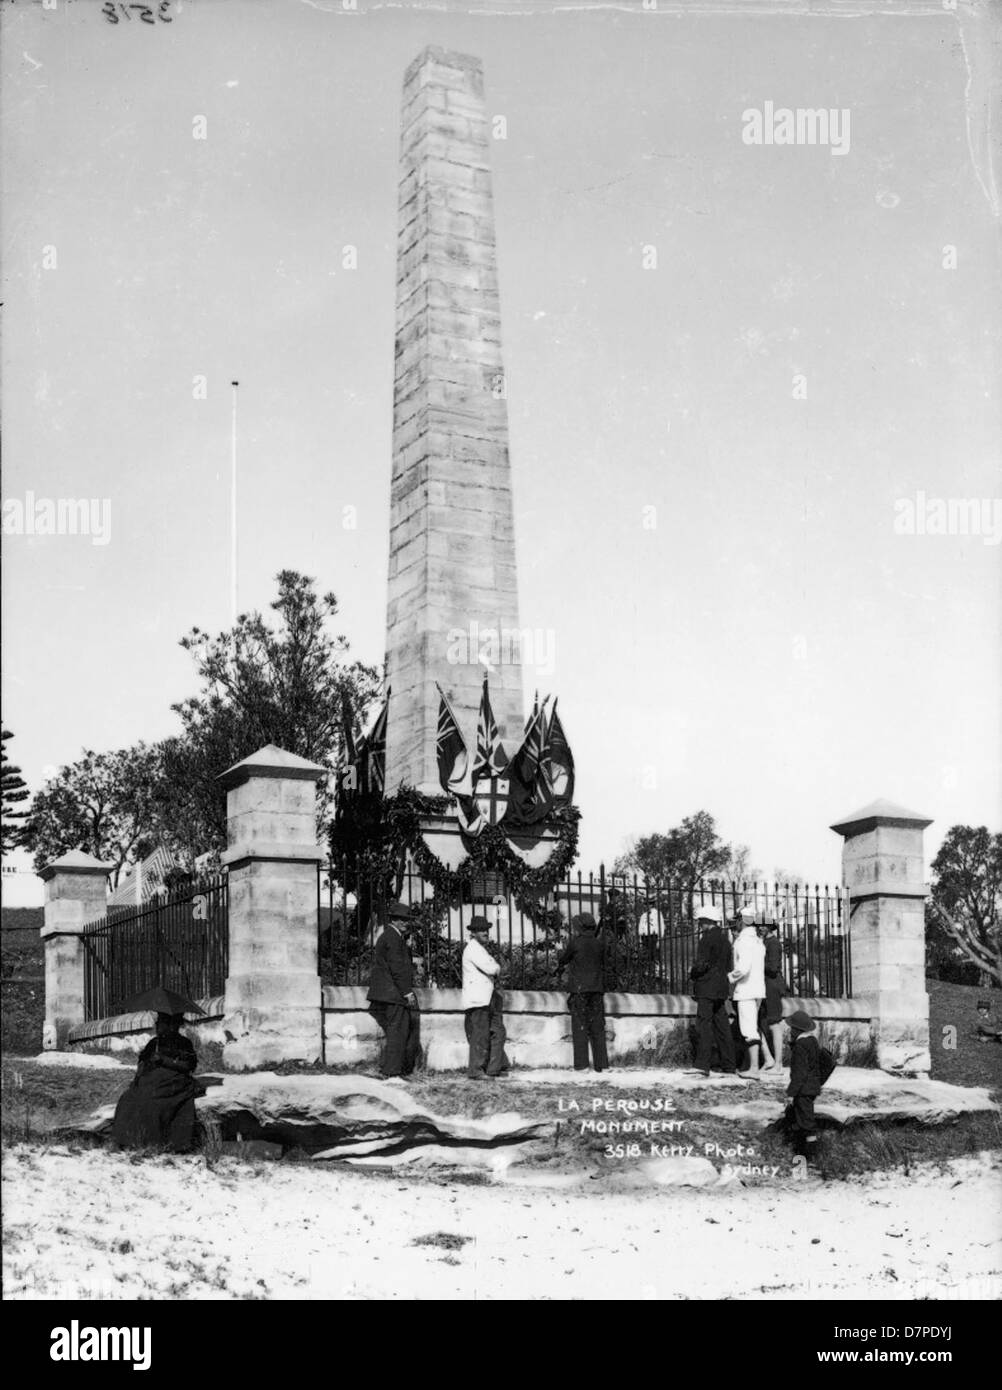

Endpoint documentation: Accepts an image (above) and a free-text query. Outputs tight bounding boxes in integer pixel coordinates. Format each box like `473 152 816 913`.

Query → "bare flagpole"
230 380 239 623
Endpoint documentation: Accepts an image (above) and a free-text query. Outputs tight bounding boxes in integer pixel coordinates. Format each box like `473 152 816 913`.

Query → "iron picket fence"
317 861 851 998
82 875 228 1022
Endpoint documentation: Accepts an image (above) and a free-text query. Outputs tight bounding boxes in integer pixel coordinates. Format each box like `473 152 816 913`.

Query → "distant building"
0 854 44 909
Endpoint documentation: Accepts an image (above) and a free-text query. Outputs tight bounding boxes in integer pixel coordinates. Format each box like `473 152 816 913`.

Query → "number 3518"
102 3 174 23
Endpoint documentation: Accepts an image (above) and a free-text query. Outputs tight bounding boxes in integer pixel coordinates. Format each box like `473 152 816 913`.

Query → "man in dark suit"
367 902 420 1079
687 904 737 1078
557 913 609 1072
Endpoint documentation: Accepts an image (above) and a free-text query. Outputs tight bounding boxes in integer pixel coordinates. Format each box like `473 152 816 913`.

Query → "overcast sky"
2 0 999 892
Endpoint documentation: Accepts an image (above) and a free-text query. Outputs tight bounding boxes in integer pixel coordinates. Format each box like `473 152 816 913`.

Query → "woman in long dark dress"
112 1013 198 1152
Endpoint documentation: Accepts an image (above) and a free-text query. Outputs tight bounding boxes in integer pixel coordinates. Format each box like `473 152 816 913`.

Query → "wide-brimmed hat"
388 901 416 921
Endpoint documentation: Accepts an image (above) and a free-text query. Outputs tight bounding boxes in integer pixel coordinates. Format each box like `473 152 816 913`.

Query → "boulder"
63 1073 552 1158
707 1074 999 1130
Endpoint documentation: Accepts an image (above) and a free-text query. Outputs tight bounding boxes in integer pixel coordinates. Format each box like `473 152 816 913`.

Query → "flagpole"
230 380 239 623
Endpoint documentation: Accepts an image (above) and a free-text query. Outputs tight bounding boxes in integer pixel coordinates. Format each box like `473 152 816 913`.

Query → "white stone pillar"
219 745 325 1069
39 851 113 1050
831 799 932 1074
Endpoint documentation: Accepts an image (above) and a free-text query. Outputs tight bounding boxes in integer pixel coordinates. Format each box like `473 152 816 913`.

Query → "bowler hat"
786 1009 816 1034
388 901 415 921
469 915 491 934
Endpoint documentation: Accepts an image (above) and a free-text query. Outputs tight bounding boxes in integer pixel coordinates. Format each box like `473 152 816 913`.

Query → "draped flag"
454 792 485 839
360 692 389 796
540 699 575 809
435 684 470 794
338 690 360 804
340 690 357 766
472 675 508 779
503 697 549 827
471 676 509 825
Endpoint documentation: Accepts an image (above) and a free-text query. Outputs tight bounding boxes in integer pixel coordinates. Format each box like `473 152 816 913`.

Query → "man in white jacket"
728 907 767 1077
462 916 510 1080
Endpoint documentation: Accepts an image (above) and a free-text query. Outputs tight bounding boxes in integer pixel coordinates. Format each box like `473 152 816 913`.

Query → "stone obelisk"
384 47 524 795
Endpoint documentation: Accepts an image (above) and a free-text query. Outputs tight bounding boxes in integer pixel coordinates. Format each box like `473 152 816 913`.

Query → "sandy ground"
4 1143 1001 1302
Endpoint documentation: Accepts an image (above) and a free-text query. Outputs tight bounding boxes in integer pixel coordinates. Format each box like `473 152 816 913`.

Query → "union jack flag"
362 694 389 796
436 683 470 794
504 696 549 826
472 675 508 780
338 690 361 806
539 698 574 809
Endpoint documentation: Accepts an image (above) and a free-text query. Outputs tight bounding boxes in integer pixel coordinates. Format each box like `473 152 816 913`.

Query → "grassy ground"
927 979 1002 1090
0 1058 129 1142
1 910 44 1054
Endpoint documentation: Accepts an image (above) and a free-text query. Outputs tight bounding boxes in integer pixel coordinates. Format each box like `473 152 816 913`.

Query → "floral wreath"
329 784 580 914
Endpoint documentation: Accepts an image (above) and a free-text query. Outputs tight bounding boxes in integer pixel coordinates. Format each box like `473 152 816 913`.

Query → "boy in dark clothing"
783 1009 822 1163
557 913 609 1071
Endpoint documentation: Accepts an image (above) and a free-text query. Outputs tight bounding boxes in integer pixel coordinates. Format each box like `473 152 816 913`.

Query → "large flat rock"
65 1073 552 1158
707 1073 999 1129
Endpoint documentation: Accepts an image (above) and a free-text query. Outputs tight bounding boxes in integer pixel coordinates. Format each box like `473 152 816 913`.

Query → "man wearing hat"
367 902 420 1080
462 916 510 1080
557 913 609 1072
687 904 737 1078
728 906 767 1077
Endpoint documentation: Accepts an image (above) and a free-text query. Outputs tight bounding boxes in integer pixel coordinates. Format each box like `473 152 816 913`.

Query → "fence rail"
82 875 228 1022
318 862 851 997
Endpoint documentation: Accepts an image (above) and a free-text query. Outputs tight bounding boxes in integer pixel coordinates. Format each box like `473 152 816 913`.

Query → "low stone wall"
323 987 873 1071
67 997 225 1055
65 990 872 1070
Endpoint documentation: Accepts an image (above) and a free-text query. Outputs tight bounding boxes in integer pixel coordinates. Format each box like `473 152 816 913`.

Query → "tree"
612 811 731 887
1 729 30 854
927 825 1001 987
23 744 162 887
159 570 380 858
720 844 761 884
773 868 808 887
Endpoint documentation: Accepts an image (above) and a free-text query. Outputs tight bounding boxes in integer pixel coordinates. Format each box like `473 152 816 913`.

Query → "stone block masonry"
385 47 524 793
831 799 933 1074
39 851 114 1050
219 746 326 1069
